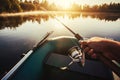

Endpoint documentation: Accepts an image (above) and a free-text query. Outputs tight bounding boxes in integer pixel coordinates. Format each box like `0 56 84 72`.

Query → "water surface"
0 12 120 78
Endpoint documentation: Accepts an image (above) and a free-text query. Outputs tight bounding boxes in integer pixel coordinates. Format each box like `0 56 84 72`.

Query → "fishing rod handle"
79 38 120 77
75 33 83 40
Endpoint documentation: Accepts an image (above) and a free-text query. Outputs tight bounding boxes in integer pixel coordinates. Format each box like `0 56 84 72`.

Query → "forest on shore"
0 0 120 13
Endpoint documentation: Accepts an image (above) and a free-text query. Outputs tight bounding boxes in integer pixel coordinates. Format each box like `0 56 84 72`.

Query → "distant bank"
0 0 120 13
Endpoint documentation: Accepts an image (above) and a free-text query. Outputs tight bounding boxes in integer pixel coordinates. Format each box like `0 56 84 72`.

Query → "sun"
59 1 71 9
47 0 72 9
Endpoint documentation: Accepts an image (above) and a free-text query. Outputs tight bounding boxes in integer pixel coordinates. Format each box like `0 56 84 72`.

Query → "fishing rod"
54 17 83 40
56 14 120 76
40 7 83 40
40 7 120 77
40 7 85 67
1 31 54 80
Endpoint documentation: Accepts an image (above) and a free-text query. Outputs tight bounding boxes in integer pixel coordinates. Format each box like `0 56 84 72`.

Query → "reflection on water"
0 12 120 29
0 12 120 78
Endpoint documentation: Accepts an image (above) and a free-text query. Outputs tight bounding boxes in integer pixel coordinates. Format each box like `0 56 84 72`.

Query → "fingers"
91 53 97 59
83 47 91 53
83 47 97 58
80 41 97 59
80 41 88 49
88 49 94 55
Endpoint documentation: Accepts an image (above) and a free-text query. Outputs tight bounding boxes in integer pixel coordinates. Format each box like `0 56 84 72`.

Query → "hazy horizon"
45 0 120 6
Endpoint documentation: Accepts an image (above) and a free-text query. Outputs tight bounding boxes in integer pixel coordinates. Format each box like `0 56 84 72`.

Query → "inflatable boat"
2 34 114 80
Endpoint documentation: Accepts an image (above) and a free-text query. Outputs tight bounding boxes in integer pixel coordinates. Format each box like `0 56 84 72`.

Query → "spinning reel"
61 46 85 70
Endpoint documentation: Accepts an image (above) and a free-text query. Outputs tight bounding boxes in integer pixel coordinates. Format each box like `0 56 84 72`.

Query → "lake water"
0 12 120 78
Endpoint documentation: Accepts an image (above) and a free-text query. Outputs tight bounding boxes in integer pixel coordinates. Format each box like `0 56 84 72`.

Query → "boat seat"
43 53 114 80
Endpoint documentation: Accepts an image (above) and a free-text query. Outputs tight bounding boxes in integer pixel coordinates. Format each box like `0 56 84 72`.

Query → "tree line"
0 0 120 13
0 12 120 30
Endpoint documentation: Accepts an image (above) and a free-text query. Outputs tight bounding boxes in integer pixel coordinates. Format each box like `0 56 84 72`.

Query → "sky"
38 0 120 8
42 0 120 5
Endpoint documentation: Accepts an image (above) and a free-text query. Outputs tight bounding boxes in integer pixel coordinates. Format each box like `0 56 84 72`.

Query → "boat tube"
2 36 114 80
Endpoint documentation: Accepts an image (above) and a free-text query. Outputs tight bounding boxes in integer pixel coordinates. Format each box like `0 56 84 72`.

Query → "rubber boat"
2 34 114 80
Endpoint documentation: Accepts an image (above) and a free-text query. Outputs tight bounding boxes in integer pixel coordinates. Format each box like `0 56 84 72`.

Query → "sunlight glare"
54 20 64 30
60 1 71 9
50 16 72 36
47 0 120 6
48 0 72 9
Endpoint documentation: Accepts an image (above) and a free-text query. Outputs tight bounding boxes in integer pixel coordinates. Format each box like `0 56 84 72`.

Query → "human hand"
80 37 120 61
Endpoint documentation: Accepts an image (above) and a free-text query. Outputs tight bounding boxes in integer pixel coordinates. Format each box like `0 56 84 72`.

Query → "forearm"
106 40 120 62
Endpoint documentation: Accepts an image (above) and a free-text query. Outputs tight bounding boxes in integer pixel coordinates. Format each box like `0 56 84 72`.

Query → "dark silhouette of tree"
24 0 28 3
0 0 12 13
0 0 22 13
83 5 91 12
90 3 120 12
40 0 49 8
108 3 120 12
0 16 23 29
0 0 120 13
91 5 99 12
10 0 22 12
47 3 57 11
0 12 120 30
99 3 108 12
20 2 36 11
70 3 82 11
